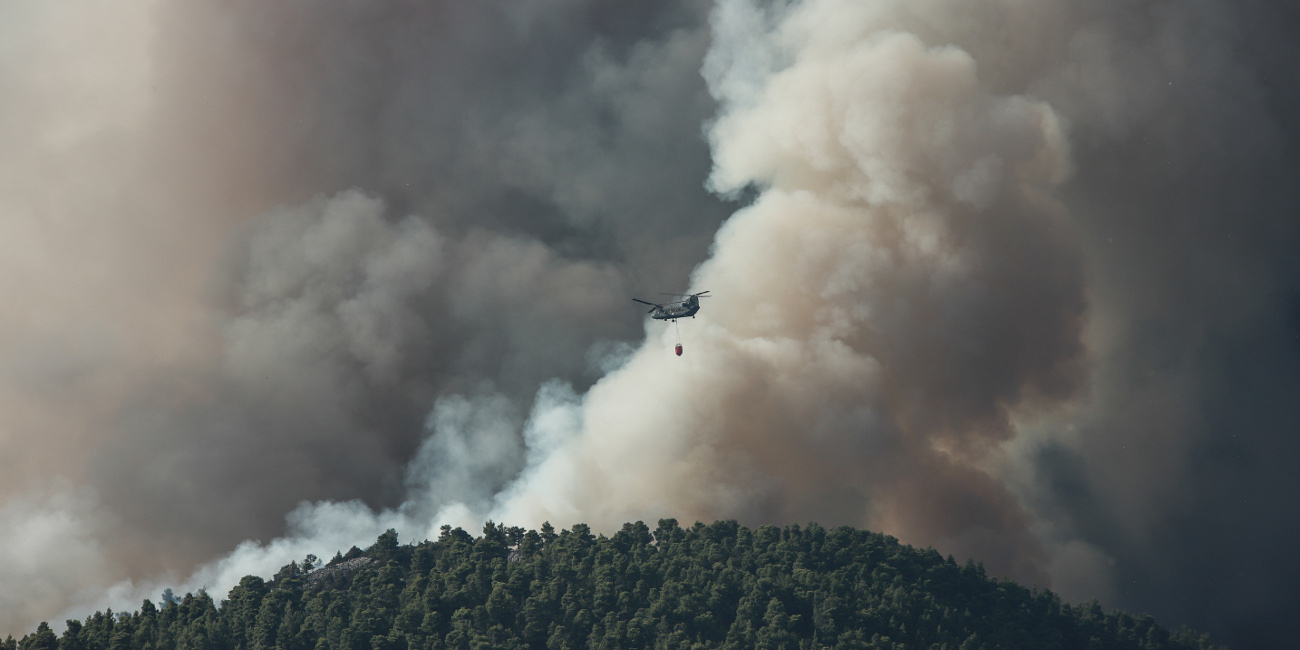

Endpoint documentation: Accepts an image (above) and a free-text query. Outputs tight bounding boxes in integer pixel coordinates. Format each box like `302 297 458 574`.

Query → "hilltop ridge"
5 520 1222 650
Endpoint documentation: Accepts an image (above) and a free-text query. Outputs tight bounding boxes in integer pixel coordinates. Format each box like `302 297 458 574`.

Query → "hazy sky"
2 1 1298 648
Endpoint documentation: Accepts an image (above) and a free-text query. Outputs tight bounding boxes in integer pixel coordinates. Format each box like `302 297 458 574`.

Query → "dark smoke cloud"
1 1 1298 649
95 189 638 557
1023 5 1300 647
1 0 728 625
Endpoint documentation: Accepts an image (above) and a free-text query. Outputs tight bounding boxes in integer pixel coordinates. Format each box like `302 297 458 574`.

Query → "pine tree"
20 623 57 650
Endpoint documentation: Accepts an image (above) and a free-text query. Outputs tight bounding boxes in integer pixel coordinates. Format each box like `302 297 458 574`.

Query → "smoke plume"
2 1 1298 648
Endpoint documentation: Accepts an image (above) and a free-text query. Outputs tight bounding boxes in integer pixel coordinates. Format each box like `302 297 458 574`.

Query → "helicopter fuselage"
633 291 709 322
650 298 701 321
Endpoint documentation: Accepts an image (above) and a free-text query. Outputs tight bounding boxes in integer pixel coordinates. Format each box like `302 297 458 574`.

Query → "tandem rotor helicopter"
632 291 710 356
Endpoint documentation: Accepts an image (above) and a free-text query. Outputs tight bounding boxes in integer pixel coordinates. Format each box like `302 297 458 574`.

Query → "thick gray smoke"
2 1 1298 648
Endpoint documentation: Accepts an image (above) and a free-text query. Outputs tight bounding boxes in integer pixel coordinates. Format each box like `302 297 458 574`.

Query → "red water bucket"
675 344 683 356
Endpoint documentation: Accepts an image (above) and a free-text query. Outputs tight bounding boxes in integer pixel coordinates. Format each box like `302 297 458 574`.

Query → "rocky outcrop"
304 557 374 590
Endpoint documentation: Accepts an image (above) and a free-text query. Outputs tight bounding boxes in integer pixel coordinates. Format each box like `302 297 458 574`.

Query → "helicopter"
632 291 710 321
632 291 710 356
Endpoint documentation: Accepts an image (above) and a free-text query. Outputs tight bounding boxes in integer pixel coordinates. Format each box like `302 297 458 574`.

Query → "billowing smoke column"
3 0 1300 648
476 0 1088 590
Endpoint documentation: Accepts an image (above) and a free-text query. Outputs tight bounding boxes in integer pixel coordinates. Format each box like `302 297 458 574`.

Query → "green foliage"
24 522 1223 650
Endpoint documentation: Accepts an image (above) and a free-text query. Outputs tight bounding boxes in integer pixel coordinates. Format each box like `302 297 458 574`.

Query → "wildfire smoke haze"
1 1 1298 648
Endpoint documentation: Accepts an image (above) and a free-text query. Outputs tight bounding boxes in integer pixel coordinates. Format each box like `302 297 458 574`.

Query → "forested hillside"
4 521 1221 650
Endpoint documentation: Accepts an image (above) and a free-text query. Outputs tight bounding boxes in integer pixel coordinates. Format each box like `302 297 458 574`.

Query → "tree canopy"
6 520 1223 650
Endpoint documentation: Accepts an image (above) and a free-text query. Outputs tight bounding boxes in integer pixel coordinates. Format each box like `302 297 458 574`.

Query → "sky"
1 0 1298 648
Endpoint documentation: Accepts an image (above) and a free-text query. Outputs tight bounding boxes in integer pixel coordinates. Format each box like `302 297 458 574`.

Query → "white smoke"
404 390 526 516
96 0 1097 610
0 487 116 633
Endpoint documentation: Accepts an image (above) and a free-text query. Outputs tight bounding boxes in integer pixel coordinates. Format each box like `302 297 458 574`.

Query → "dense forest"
5 521 1222 650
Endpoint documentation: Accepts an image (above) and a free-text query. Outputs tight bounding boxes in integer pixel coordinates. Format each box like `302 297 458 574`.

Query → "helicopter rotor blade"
632 298 660 311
